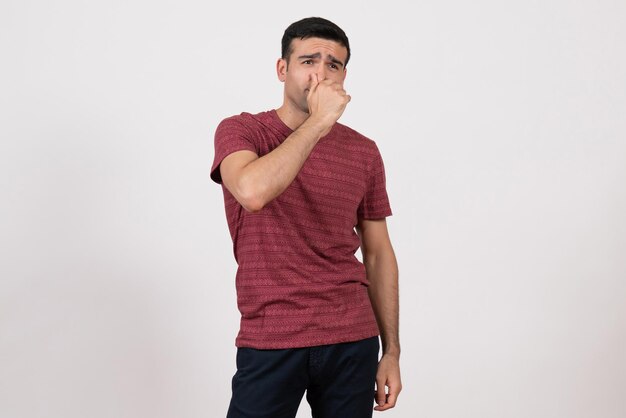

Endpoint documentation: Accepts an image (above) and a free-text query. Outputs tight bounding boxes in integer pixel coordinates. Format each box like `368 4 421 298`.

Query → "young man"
210 17 401 418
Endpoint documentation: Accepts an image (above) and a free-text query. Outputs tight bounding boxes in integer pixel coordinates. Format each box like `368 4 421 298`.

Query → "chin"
298 102 310 114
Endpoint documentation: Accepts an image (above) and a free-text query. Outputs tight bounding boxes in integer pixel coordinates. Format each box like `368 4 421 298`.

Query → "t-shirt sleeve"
210 116 258 184
357 145 393 220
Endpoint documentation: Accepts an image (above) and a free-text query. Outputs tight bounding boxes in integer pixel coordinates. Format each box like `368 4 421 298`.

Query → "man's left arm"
356 218 402 412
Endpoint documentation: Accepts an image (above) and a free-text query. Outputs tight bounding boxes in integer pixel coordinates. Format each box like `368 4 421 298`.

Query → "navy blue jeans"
226 336 380 418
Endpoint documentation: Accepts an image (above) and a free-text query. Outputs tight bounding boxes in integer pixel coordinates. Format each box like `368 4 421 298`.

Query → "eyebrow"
297 53 345 68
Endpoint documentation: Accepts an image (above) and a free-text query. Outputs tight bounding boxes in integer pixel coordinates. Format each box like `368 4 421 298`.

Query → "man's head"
277 17 351 116
281 17 351 69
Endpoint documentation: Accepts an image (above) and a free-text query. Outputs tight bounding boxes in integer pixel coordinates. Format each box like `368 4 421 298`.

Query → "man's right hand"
306 73 351 137
219 76 350 213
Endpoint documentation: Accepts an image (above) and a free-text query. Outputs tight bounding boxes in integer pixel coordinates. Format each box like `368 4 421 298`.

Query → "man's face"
277 37 348 114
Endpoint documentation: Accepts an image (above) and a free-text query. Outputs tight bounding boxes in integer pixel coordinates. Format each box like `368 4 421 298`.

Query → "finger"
386 388 399 408
373 394 390 412
307 74 319 104
375 379 386 406
374 402 390 412
309 73 319 91
373 382 401 411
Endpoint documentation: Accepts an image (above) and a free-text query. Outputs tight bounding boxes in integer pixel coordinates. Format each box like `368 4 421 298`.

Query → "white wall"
1 1 624 417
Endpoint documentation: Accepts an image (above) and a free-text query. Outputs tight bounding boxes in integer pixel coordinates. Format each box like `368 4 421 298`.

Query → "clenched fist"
306 73 351 137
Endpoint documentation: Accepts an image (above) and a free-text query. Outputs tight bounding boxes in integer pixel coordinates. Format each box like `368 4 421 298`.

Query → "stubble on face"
281 38 347 116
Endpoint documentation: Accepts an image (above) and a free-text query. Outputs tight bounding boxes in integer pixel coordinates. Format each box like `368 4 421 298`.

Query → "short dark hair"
281 17 351 67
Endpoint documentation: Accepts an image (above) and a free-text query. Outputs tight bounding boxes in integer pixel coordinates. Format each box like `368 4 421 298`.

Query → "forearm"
365 247 400 357
236 117 326 210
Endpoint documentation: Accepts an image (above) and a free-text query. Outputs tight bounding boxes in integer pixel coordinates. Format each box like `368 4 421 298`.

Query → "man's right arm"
219 118 325 212
219 76 350 212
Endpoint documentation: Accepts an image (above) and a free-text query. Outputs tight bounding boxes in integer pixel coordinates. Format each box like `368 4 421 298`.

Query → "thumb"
376 379 387 406
307 73 319 105
309 73 319 92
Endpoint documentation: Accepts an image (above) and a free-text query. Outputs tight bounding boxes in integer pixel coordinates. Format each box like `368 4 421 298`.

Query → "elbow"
236 180 266 213
225 169 271 213
240 196 265 213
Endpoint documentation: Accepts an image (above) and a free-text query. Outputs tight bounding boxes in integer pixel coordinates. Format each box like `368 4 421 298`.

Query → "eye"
328 63 339 70
302 60 313 65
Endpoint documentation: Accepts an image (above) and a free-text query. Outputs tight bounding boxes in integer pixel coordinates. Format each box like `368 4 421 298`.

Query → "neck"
275 104 309 131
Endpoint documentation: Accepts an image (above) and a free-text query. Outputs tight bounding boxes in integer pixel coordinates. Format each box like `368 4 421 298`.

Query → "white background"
1 1 625 417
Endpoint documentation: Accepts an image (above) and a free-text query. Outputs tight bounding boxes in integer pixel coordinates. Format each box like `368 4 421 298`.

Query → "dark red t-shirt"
211 109 392 349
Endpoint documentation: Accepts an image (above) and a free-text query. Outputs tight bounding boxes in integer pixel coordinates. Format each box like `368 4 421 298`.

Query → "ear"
276 58 287 82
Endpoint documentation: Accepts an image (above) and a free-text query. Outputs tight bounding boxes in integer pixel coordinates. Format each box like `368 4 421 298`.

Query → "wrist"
381 341 401 358
300 114 333 138
383 349 401 359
